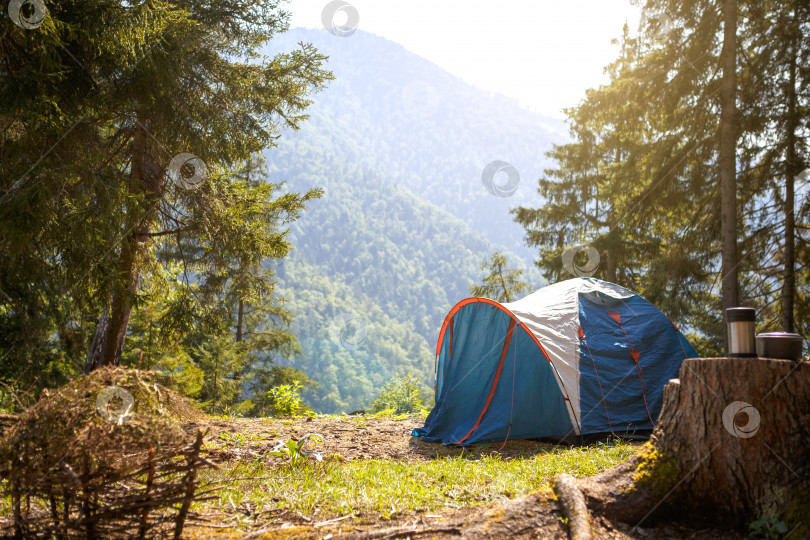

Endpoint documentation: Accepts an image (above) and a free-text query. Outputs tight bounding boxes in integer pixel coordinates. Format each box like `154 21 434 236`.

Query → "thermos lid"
755 331 802 342
726 307 756 322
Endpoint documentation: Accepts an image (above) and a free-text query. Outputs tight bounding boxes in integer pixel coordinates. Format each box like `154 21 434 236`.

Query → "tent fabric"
413 278 697 445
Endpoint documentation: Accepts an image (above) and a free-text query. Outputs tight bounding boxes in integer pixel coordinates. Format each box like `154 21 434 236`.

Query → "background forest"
1 0 807 416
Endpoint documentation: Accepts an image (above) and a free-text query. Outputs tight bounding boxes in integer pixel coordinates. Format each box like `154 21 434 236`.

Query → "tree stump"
580 357 810 534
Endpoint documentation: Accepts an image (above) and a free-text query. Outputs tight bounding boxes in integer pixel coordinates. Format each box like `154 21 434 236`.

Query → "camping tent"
412 278 697 445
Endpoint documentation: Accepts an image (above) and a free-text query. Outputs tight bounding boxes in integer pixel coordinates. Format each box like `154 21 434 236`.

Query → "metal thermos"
726 307 757 357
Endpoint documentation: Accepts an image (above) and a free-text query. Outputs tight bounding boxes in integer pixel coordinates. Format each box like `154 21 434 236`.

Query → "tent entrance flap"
453 318 516 445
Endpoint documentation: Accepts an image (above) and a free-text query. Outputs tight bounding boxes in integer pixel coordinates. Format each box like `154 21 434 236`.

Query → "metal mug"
726 307 756 358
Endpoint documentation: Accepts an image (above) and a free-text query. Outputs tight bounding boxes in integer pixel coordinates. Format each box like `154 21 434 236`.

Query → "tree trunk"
89 230 141 371
234 299 245 382
236 299 244 343
85 115 162 373
606 220 617 283
720 0 739 348
782 3 798 333
85 309 111 373
580 357 810 533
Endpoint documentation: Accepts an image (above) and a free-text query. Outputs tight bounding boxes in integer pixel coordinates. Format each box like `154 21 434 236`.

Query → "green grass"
210 430 276 448
199 440 636 522
0 408 637 530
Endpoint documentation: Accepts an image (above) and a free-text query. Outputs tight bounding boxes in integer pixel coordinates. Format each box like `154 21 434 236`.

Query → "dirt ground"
192 415 745 540
202 414 574 463
0 411 747 539
0 370 750 539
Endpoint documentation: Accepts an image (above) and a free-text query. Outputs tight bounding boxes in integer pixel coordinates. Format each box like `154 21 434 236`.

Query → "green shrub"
749 516 789 540
267 382 309 417
267 433 323 466
370 373 428 414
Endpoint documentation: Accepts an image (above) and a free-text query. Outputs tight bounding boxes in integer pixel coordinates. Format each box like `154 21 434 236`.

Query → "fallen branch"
315 513 356 527
343 525 462 539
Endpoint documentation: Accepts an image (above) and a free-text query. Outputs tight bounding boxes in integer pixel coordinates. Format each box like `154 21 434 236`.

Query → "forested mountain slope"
266 28 566 259
269 158 523 412
263 29 564 412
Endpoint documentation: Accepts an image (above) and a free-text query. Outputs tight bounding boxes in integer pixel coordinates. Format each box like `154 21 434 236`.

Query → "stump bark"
581 357 810 534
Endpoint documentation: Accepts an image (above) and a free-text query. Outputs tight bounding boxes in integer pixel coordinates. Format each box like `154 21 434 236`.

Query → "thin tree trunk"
720 0 739 348
85 114 161 373
782 3 798 333
234 299 245 381
498 262 510 302
606 218 617 283
606 254 616 283
236 300 244 343
98 229 142 368
237 157 250 351
212 356 219 412
236 157 251 352
85 309 111 373
605 158 617 284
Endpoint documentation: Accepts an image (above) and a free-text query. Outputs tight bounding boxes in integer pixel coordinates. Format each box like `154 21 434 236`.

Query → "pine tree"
513 14 725 342
736 0 809 334
469 252 531 303
513 0 810 351
0 0 331 382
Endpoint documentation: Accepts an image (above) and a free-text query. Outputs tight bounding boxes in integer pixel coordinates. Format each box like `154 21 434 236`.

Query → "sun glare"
286 0 642 117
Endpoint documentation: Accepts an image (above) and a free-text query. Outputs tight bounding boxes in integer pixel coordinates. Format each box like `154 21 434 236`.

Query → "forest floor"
203 413 568 463
182 414 746 540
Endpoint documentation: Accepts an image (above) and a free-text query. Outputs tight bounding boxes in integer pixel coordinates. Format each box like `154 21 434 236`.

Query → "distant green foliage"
275 255 435 414
268 28 558 261
271 163 533 413
682 332 723 359
370 374 428 414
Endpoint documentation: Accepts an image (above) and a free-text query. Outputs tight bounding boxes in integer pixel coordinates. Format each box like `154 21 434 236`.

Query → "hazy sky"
285 0 642 119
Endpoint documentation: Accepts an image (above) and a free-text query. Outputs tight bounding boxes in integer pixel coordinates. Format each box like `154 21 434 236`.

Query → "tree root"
553 473 591 540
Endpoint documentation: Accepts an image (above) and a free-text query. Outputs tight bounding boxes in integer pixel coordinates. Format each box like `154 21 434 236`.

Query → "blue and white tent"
413 278 697 445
